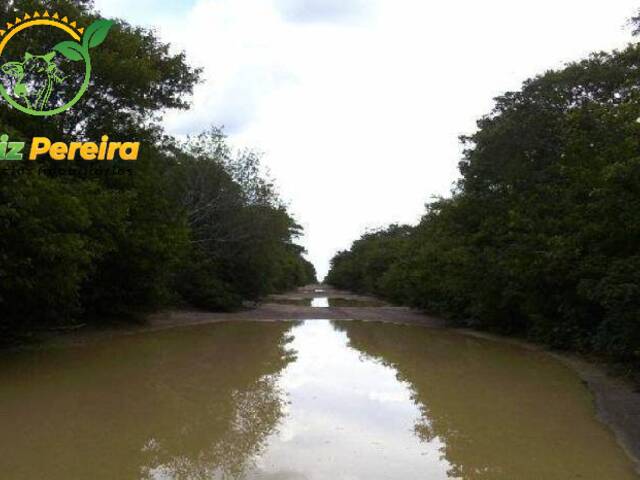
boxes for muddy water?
[0,320,636,480]
[311,297,329,308]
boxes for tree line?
[327,17,640,371]
[0,0,315,339]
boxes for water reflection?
[260,320,453,479]
[336,321,638,480]
[0,320,635,480]
[310,297,328,308]
[0,323,295,480]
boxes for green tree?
[328,21,640,370]
[0,2,314,338]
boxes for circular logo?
[0,11,112,117]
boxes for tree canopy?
[0,0,315,339]
[328,27,640,371]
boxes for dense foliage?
[0,0,315,338]
[328,30,640,368]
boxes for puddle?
[311,297,329,308]
[0,320,635,479]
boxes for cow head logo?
[2,51,65,111]
[0,12,113,117]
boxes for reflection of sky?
[248,320,451,480]
[310,297,329,308]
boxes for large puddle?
[0,320,636,479]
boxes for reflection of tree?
[140,375,286,480]
[335,321,635,480]
[0,322,296,480]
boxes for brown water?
[0,320,636,480]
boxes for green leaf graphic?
[1,61,24,76]
[53,41,85,62]
[83,20,114,49]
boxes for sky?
[95,0,639,279]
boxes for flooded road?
[0,319,636,479]
[311,297,329,308]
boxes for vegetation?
[0,0,315,339]
[328,22,640,371]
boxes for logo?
[0,134,140,161]
[0,11,113,117]
[0,134,24,160]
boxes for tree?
[0,2,314,337]
[327,29,640,370]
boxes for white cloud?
[96,0,639,278]
[273,0,373,23]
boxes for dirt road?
[148,284,446,328]
[30,284,640,474]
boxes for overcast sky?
[95,0,638,278]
